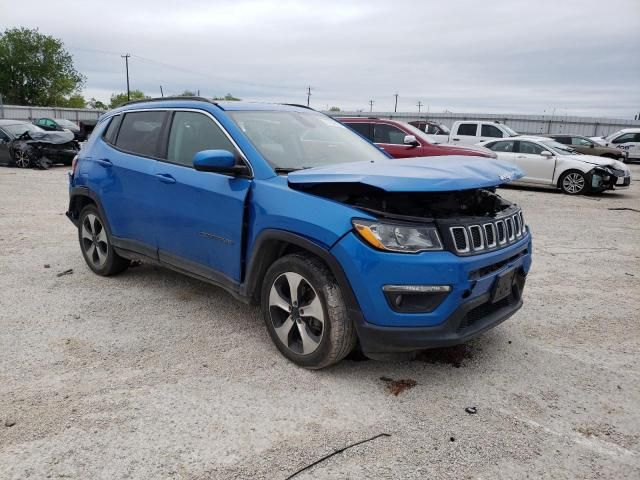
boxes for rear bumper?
[354,272,525,355]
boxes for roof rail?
[121,96,219,107]
[281,103,315,110]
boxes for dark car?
[409,120,451,136]
[34,117,86,141]
[0,120,80,168]
[337,117,496,159]
[548,134,628,162]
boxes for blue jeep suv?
[66,98,532,369]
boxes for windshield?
[2,122,45,137]
[56,119,78,129]
[503,125,519,136]
[438,123,450,134]
[540,140,578,155]
[229,111,387,170]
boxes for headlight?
[352,219,443,253]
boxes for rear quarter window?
[115,111,166,157]
[102,115,122,145]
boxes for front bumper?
[331,229,532,354]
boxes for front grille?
[447,210,526,256]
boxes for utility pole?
[121,54,131,101]
[306,86,312,107]
[369,100,375,112]
[417,101,423,113]
[394,93,398,113]
[159,86,164,98]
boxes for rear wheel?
[261,253,357,369]
[559,170,587,195]
[78,205,129,276]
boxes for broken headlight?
[352,219,443,253]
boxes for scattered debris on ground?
[465,406,478,414]
[284,433,391,479]
[414,344,473,368]
[380,377,417,396]
[43,264,50,269]
[56,269,73,277]
[608,207,640,213]
[4,419,16,428]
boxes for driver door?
[514,141,556,185]
[0,129,12,165]
[373,123,417,158]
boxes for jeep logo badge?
[499,174,512,181]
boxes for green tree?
[88,98,108,110]
[329,106,341,112]
[109,90,148,108]
[0,27,85,106]
[177,90,197,96]
[213,93,241,101]
[64,93,86,108]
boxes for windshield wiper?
[274,166,312,174]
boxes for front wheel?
[261,253,357,369]
[559,170,587,195]
[78,205,129,276]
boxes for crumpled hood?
[20,130,75,145]
[571,154,626,169]
[288,156,524,192]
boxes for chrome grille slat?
[448,209,526,255]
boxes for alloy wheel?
[81,213,109,269]
[14,150,30,168]
[268,272,325,355]
[562,172,585,194]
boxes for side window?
[612,133,636,144]
[481,124,503,138]
[554,136,570,144]
[488,140,515,152]
[167,111,235,167]
[35,119,45,126]
[456,123,477,136]
[102,115,122,145]
[0,129,9,142]
[571,137,591,146]
[374,124,408,144]
[518,141,545,155]
[115,111,166,157]
[346,122,373,141]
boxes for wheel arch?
[242,230,360,314]
[66,187,111,234]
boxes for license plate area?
[491,267,516,303]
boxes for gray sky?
[3,0,640,117]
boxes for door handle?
[95,158,112,167]
[452,138,460,141]
[517,155,525,158]
[155,173,176,184]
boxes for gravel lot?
[1,164,639,479]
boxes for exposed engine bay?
[295,182,515,222]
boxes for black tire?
[78,205,129,276]
[559,170,587,195]
[261,253,357,369]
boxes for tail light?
[71,155,79,176]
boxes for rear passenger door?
[451,123,478,145]
[91,111,167,255]
[153,110,251,283]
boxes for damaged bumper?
[331,230,532,355]
[590,166,631,191]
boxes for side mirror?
[540,150,553,158]
[193,149,248,175]
[403,135,419,146]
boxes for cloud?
[3,0,639,117]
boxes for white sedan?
[479,136,631,195]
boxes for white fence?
[325,111,640,137]
[0,104,105,123]
[2,103,638,137]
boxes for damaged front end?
[9,130,80,169]
[588,165,631,191]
